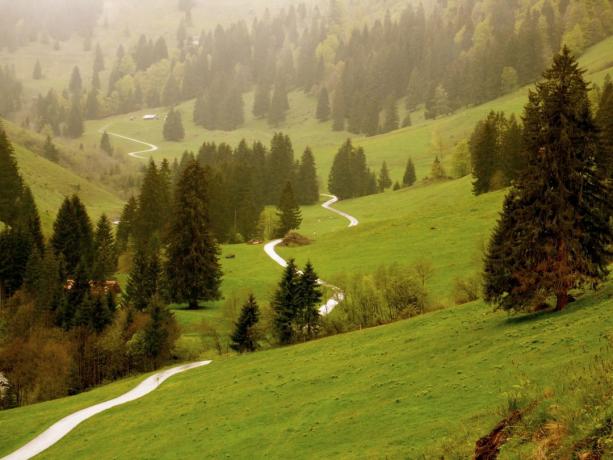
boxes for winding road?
[98,125,158,159]
[3,361,211,460]
[5,130,360,459]
[263,193,359,315]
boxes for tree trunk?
[555,291,568,311]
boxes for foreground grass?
[1,283,610,458]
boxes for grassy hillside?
[12,142,125,233]
[1,283,610,458]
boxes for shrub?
[452,274,481,305]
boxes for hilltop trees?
[328,139,378,200]
[163,108,185,141]
[165,160,222,309]
[230,294,261,353]
[484,48,613,313]
[275,182,302,237]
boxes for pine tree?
[252,81,271,118]
[165,160,222,309]
[69,66,83,94]
[316,87,331,121]
[297,262,322,339]
[484,48,613,312]
[0,125,23,226]
[230,294,260,353]
[143,296,177,369]
[377,161,392,191]
[470,115,498,194]
[402,157,417,187]
[43,135,60,162]
[17,186,44,255]
[272,259,300,345]
[596,79,613,178]
[100,131,113,155]
[33,60,43,80]
[500,115,525,183]
[296,147,319,205]
[267,133,295,202]
[430,156,446,179]
[85,89,99,119]
[124,247,159,311]
[328,139,353,199]
[0,228,33,299]
[116,196,137,252]
[275,181,302,237]
[268,78,289,126]
[162,74,181,107]
[92,214,117,282]
[332,85,346,131]
[381,98,399,133]
[50,195,94,276]
[93,43,105,73]
[163,108,185,141]
[65,95,84,138]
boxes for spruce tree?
[193,93,206,126]
[163,108,185,141]
[0,228,32,299]
[267,133,295,202]
[92,214,117,282]
[268,78,289,126]
[93,43,105,73]
[124,247,159,311]
[100,131,113,155]
[162,74,181,107]
[143,296,177,369]
[377,161,392,191]
[116,196,137,252]
[0,125,24,226]
[275,181,302,237]
[85,89,99,119]
[316,87,331,121]
[382,98,399,133]
[484,48,613,312]
[17,186,44,254]
[66,95,84,138]
[296,147,319,205]
[403,158,417,187]
[596,79,613,178]
[470,115,498,194]
[252,81,271,118]
[328,139,353,199]
[33,60,43,80]
[165,160,222,309]
[297,262,322,339]
[332,85,346,131]
[272,259,300,345]
[230,294,260,353]
[69,66,83,94]
[40,134,59,162]
[430,156,446,179]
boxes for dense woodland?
[2,0,612,137]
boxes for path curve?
[3,361,211,460]
[98,125,158,159]
[263,194,359,315]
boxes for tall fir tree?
[275,181,302,237]
[377,161,392,191]
[66,95,84,138]
[381,98,399,133]
[272,259,300,345]
[296,147,319,205]
[116,196,137,252]
[0,124,23,226]
[230,294,260,353]
[297,262,322,339]
[124,247,160,311]
[252,81,271,118]
[33,60,42,80]
[69,66,83,94]
[92,214,117,282]
[332,85,346,131]
[268,78,289,126]
[43,135,60,162]
[163,108,185,141]
[595,78,613,178]
[484,48,613,312]
[316,87,331,121]
[100,131,113,155]
[165,160,222,309]
[403,157,417,187]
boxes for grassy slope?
[0,285,610,458]
[12,143,125,233]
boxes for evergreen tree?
[134,160,169,249]
[124,247,159,311]
[100,131,113,155]
[596,79,613,178]
[484,48,613,312]
[85,89,99,119]
[93,43,105,73]
[92,214,117,282]
[0,125,23,226]
[162,74,181,107]
[430,156,446,179]
[165,160,222,309]
[272,259,300,345]
[50,195,94,276]
[275,181,302,237]
[43,135,60,162]
[33,60,42,80]
[65,95,84,138]
[470,114,498,194]
[230,294,260,353]
[332,85,346,131]
[296,147,319,205]
[17,186,44,254]
[252,81,271,118]
[377,161,392,191]
[297,262,322,339]
[381,98,399,133]
[328,139,353,199]
[402,113,412,128]
[163,108,185,141]
[402,158,417,187]
[267,133,295,202]
[0,228,32,300]
[268,78,289,126]
[193,93,206,126]
[500,115,525,183]
[116,196,137,252]
[143,296,177,368]
[316,87,331,121]
[69,66,82,94]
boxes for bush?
[452,274,481,305]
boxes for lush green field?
[1,282,610,458]
[12,142,125,233]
